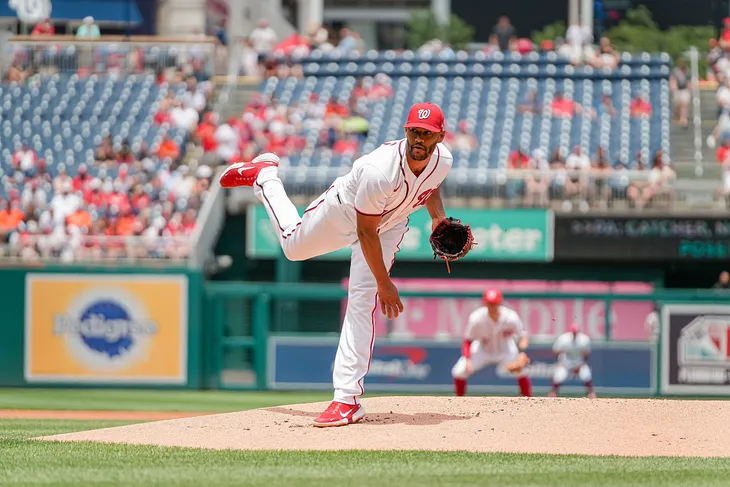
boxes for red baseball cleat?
[219,153,280,188]
[312,401,365,428]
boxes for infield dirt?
[37,396,730,457]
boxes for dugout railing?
[203,282,730,396]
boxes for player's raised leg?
[312,223,408,427]
[219,153,354,260]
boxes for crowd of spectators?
[504,146,675,211]
[705,18,730,208]
[197,73,393,165]
[0,18,219,262]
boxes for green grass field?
[0,389,728,487]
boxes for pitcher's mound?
[38,396,730,457]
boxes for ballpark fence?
[2,271,730,397]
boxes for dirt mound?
[38,397,730,457]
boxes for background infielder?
[220,103,455,427]
[548,323,596,398]
[452,289,533,397]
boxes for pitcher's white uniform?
[451,305,527,378]
[552,331,592,384]
[255,138,453,404]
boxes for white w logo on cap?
[417,109,431,119]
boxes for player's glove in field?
[429,217,476,273]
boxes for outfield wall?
[0,267,203,389]
[2,271,730,397]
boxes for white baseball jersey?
[464,305,526,356]
[552,332,591,363]
[334,139,453,234]
[252,138,453,406]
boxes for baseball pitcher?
[220,103,474,427]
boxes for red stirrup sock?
[454,379,467,396]
[518,376,532,397]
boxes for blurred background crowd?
[0,0,726,262]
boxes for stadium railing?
[267,169,724,211]
[6,34,220,76]
[189,166,227,269]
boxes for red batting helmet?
[568,323,580,334]
[483,289,503,305]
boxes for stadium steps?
[671,89,722,180]
[218,81,259,121]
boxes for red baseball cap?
[404,102,445,133]
[483,289,503,305]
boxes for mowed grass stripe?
[0,419,729,487]
[2,443,730,487]
[0,389,333,412]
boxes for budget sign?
[247,206,553,262]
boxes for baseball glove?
[429,217,475,273]
[504,352,530,374]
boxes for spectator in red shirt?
[195,113,218,152]
[157,136,180,161]
[508,148,530,169]
[721,18,730,50]
[130,184,151,211]
[31,19,55,36]
[717,138,730,164]
[630,93,653,118]
[326,100,349,118]
[84,179,105,207]
[333,133,359,155]
[551,92,582,118]
[72,164,91,191]
[182,209,198,235]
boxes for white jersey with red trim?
[464,305,527,356]
[251,135,454,408]
[552,332,591,363]
[334,139,453,233]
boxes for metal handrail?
[688,47,704,176]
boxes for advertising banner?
[340,278,656,341]
[554,215,730,261]
[661,304,730,395]
[269,336,655,394]
[248,206,554,262]
[25,274,188,384]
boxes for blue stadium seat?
[267,54,670,184]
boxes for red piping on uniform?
[255,181,284,232]
[355,207,385,217]
[404,146,440,209]
[280,186,333,240]
[381,144,409,216]
[356,218,410,397]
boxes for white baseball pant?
[553,360,592,384]
[451,340,521,379]
[255,173,408,406]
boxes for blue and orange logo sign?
[25,274,188,384]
